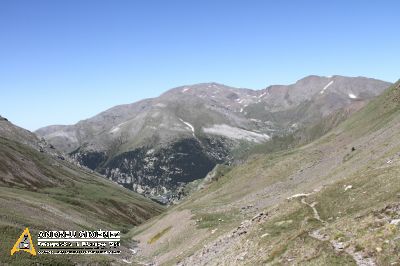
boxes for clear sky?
[1,0,399,131]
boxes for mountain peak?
[35,75,391,203]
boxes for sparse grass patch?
[194,211,237,229]
[354,243,364,252]
[261,205,310,238]
[333,231,346,241]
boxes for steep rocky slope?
[36,76,390,202]
[129,80,400,265]
[0,117,164,265]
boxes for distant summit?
[36,75,391,203]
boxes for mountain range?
[128,80,400,265]
[1,75,398,265]
[36,75,390,203]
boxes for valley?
[2,1,398,265]
[1,76,398,265]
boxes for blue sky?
[1,0,399,130]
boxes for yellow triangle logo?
[10,228,37,256]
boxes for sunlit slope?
[0,137,164,265]
[130,81,400,265]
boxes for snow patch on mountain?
[258,92,267,98]
[110,121,130,133]
[348,93,357,99]
[320,80,334,94]
[203,124,270,143]
[179,118,196,138]
[110,127,120,133]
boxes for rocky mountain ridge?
[36,75,391,203]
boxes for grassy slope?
[0,137,164,265]
[240,100,366,158]
[131,81,400,265]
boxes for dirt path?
[300,198,324,223]
[299,196,376,266]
